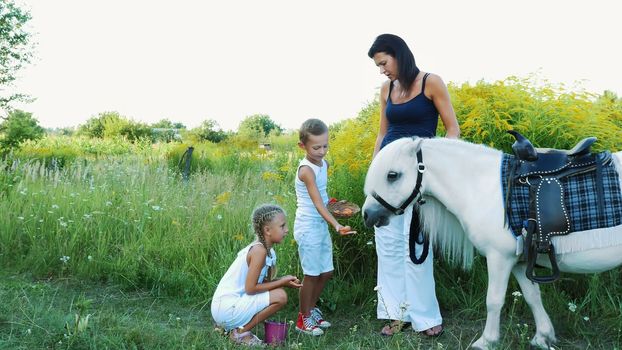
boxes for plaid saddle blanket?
[501,154,622,237]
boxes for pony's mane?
[419,196,474,270]
[416,137,488,270]
[426,136,502,157]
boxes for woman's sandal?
[420,324,444,337]
[380,321,411,336]
[229,328,265,347]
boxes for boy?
[294,118,355,336]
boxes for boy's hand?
[280,275,303,288]
[335,224,357,236]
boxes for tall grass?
[2,76,622,347]
[0,153,302,300]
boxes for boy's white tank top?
[295,158,329,218]
[212,242,276,300]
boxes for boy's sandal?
[421,325,444,337]
[230,328,265,347]
[380,321,411,336]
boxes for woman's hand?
[279,275,303,289]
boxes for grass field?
[1,272,621,349]
[2,137,622,349]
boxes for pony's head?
[362,137,424,227]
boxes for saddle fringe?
[552,225,622,254]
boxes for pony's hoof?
[531,333,557,349]
[471,337,495,350]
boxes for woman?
[368,33,460,337]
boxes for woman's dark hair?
[368,34,420,92]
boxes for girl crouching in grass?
[211,204,302,346]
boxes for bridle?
[371,149,426,215]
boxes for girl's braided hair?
[251,204,285,259]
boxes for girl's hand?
[280,275,303,289]
[335,224,356,236]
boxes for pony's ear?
[407,137,423,156]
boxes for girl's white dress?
[375,208,442,332]
[211,242,276,330]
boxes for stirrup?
[526,242,560,284]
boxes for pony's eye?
[387,171,400,182]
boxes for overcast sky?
[11,0,622,131]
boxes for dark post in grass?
[178,146,194,182]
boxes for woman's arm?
[427,74,460,139]
[372,81,391,158]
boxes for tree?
[0,0,35,113]
[150,119,186,130]
[0,109,44,149]
[189,119,228,143]
[151,119,174,129]
[237,114,282,139]
[78,112,117,138]
[77,111,152,142]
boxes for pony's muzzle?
[362,206,390,228]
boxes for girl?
[368,33,460,337]
[294,118,355,336]
[211,204,302,346]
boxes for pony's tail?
[419,197,474,270]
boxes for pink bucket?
[264,320,287,345]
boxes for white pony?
[362,136,622,349]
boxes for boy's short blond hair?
[299,118,328,144]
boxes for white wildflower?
[583,316,589,321]
[217,214,223,220]
[151,205,161,211]
[568,302,577,312]
[52,204,59,209]
[373,285,381,291]
[512,291,522,298]
[60,256,70,264]
[17,216,24,220]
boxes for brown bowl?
[327,200,360,218]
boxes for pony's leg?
[472,252,514,350]
[511,263,557,348]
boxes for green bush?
[0,110,44,152]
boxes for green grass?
[1,272,621,349]
[2,149,622,349]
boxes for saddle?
[505,130,611,283]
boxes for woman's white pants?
[375,208,442,331]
